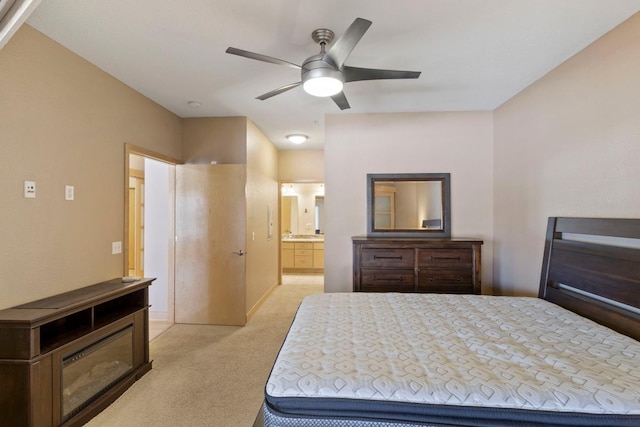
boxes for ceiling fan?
[225,18,421,110]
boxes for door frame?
[128,168,145,277]
[124,143,181,323]
[278,180,325,284]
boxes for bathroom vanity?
[282,236,324,273]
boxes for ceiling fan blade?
[343,66,421,82]
[226,47,301,70]
[256,82,302,100]
[331,91,350,110]
[324,18,372,68]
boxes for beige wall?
[245,120,280,312]
[493,12,640,296]
[182,117,247,164]
[4,13,637,310]
[1,26,280,315]
[181,117,280,316]
[0,26,182,309]
[278,150,324,181]
[324,112,494,294]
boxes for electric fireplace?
[61,326,134,422]
[0,278,154,427]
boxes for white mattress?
[266,293,640,418]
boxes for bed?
[258,217,640,427]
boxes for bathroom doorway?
[280,182,325,286]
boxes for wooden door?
[175,164,247,326]
[281,196,292,234]
[128,172,144,277]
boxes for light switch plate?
[65,185,74,200]
[112,241,122,254]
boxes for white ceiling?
[25,0,640,150]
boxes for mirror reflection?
[373,181,442,229]
[367,173,451,237]
[281,183,325,236]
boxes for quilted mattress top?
[266,293,640,415]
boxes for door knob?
[233,249,245,256]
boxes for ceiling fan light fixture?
[286,134,308,144]
[302,63,344,97]
[303,76,343,97]
[226,18,420,108]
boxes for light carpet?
[85,276,323,427]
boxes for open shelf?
[94,288,147,330]
[40,308,93,353]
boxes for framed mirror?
[366,173,451,238]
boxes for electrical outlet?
[65,185,74,201]
[112,241,122,255]
[24,181,36,198]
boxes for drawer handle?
[373,255,403,260]
[375,276,404,282]
[429,277,463,282]
[430,256,461,261]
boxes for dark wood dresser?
[352,237,483,294]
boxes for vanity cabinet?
[313,242,324,269]
[282,241,324,272]
[353,237,482,294]
[294,242,314,268]
[282,242,295,269]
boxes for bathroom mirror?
[281,183,325,236]
[366,173,450,237]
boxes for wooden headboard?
[538,217,640,341]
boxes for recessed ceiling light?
[287,134,308,144]
[187,101,202,108]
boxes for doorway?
[125,144,178,340]
[279,182,325,285]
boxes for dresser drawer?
[361,248,413,268]
[417,249,472,267]
[417,268,473,293]
[294,249,313,256]
[360,269,415,292]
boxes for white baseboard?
[149,311,168,321]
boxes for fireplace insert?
[61,325,134,422]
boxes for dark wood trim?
[366,173,451,238]
[555,217,640,238]
[538,217,640,341]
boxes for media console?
[0,278,154,427]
